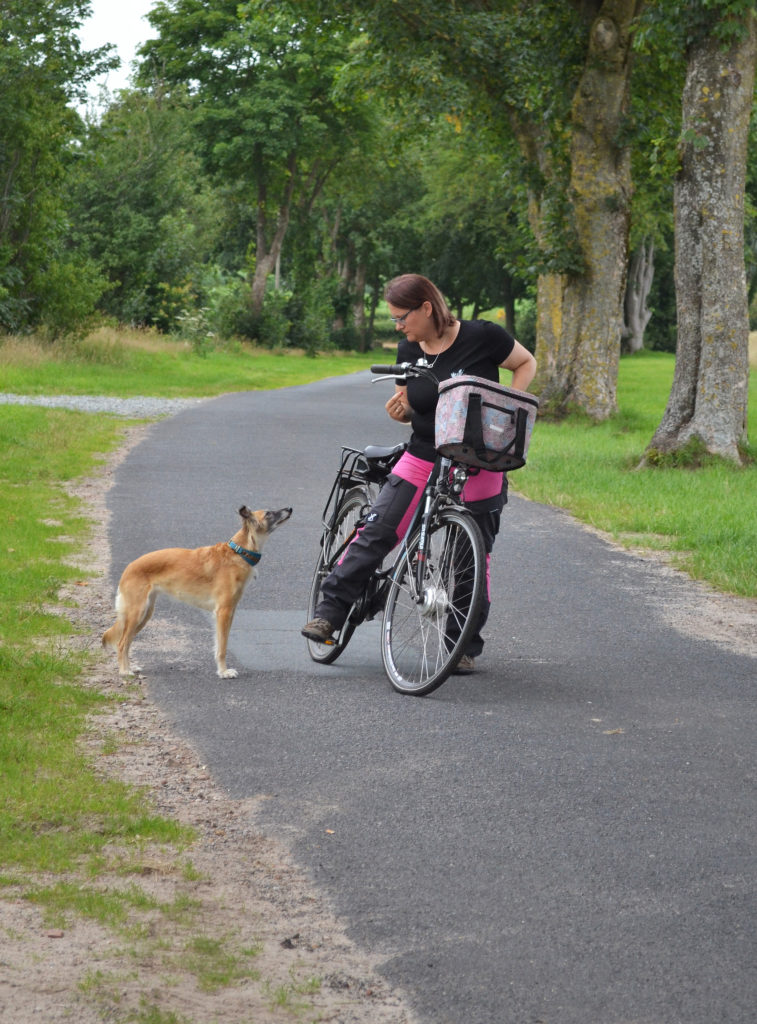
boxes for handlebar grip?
[370,364,402,375]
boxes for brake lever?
[371,374,407,383]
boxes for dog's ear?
[239,505,253,520]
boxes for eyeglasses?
[390,304,421,325]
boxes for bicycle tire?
[380,506,486,696]
[306,487,371,665]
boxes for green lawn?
[0,327,375,396]
[515,351,757,597]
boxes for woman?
[302,273,536,674]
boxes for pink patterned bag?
[435,375,539,471]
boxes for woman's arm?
[501,340,537,392]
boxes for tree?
[0,0,116,332]
[316,0,642,417]
[139,0,372,318]
[622,239,655,352]
[619,31,687,353]
[411,118,532,333]
[644,2,755,463]
[68,88,224,328]
[312,150,427,349]
[530,0,643,417]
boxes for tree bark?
[352,261,368,349]
[250,153,337,317]
[532,0,640,419]
[502,271,516,337]
[622,240,654,353]
[646,14,755,463]
[250,155,297,316]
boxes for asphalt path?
[107,371,757,1024]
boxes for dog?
[102,505,292,679]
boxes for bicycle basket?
[435,375,539,471]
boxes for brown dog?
[102,506,292,679]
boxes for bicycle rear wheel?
[381,507,486,696]
[306,487,371,664]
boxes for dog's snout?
[267,506,292,526]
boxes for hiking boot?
[452,654,475,675]
[301,617,336,643]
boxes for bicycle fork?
[413,489,435,601]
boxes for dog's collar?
[228,540,261,567]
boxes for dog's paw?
[218,667,239,679]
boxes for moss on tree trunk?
[646,14,755,463]
[533,0,640,420]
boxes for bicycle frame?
[319,446,473,626]
[404,455,471,600]
[307,359,489,694]
[320,359,479,616]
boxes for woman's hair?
[384,274,455,338]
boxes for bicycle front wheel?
[306,487,371,665]
[381,507,486,696]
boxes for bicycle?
[305,361,488,697]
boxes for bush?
[31,257,108,340]
[174,308,215,357]
[256,289,293,348]
[204,271,250,341]
[285,277,337,353]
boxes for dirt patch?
[0,423,418,1024]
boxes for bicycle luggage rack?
[336,446,372,489]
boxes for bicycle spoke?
[381,508,486,696]
[306,487,369,665]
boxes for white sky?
[77,0,157,99]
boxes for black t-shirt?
[397,319,515,462]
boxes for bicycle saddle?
[364,442,407,461]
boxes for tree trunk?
[352,261,368,349]
[367,276,380,342]
[502,271,516,337]
[250,154,335,317]
[645,15,755,463]
[533,0,640,419]
[250,154,298,316]
[332,253,350,331]
[622,240,654,353]
[250,206,293,316]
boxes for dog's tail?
[101,590,124,651]
[101,622,120,651]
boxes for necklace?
[418,321,459,368]
[418,348,442,369]
[419,335,453,368]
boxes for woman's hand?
[386,390,410,422]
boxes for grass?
[515,350,757,597]
[0,325,755,1021]
[0,326,376,396]
[0,333,354,1021]
[0,405,187,873]
[1,325,755,600]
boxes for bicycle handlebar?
[370,361,438,382]
[370,363,403,375]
